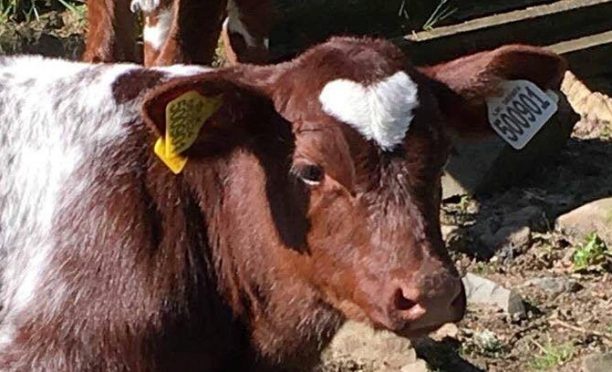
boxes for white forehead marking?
[319,71,419,150]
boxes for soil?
[1,4,611,372]
[429,114,612,372]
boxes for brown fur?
[84,0,272,66]
[83,0,140,63]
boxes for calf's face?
[263,38,464,335]
[142,37,566,337]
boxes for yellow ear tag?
[154,91,223,174]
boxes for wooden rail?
[394,0,612,76]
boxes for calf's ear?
[142,73,242,139]
[420,44,567,135]
[141,72,274,173]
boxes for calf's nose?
[385,271,465,333]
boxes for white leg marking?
[143,8,173,51]
[319,71,420,151]
[130,0,160,13]
[226,0,261,48]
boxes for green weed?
[571,232,609,271]
[529,339,576,370]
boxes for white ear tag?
[486,80,558,150]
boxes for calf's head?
[142,37,565,337]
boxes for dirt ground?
[427,113,612,371]
[1,5,611,372]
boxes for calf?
[0,37,565,370]
[83,0,272,66]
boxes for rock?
[473,329,502,353]
[498,226,532,257]
[525,276,582,296]
[469,205,543,258]
[441,225,459,242]
[562,71,612,124]
[320,321,428,371]
[431,323,459,341]
[463,273,526,317]
[556,198,612,245]
[582,352,612,372]
[503,206,546,228]
[400,360,429,372]
[474,224,532,260]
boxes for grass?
[529,338,576,370]
[571,232,610,271]
[422,0,457,30]
[398,0,459,31]
[1,0,40,22]
[473,261,494,275]
[0,0,83,23]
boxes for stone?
[582,352,612,372]
[320,321,427,371]
[441,225,459,242]
[431,323,459,341]
[473,329,502,353]
[556,198,612,245]
[493,226,531,250]
[469,205,543,258]
[473,223,532,259]
[400,360,429,372]
[503,206,545,228]
[462,273,526,317]
[525,276,582,296]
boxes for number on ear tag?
[486,80,558,150]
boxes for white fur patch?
[143,8,173,51]
[130,0,160,13]
[226,0,261,48]
[153,64,211,76]
[0,57,213,346]
[0,56,143,342]
[319,71,420,150]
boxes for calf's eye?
[292,163,324,186]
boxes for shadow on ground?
[414,337,485,372]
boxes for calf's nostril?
[393,288,417,311]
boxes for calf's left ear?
[420,44,567,135]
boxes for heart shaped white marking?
[319,71,419,150]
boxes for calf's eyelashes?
[291,162,324,186]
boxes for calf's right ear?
[141,73,268,173]
[420,44,567,136]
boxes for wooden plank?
[450,0,555,24]
[547,30,612,77]
[269,0,557,60]
[396,0,612,65]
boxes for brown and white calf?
[83,0,272,66]
[0,37,565,370]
